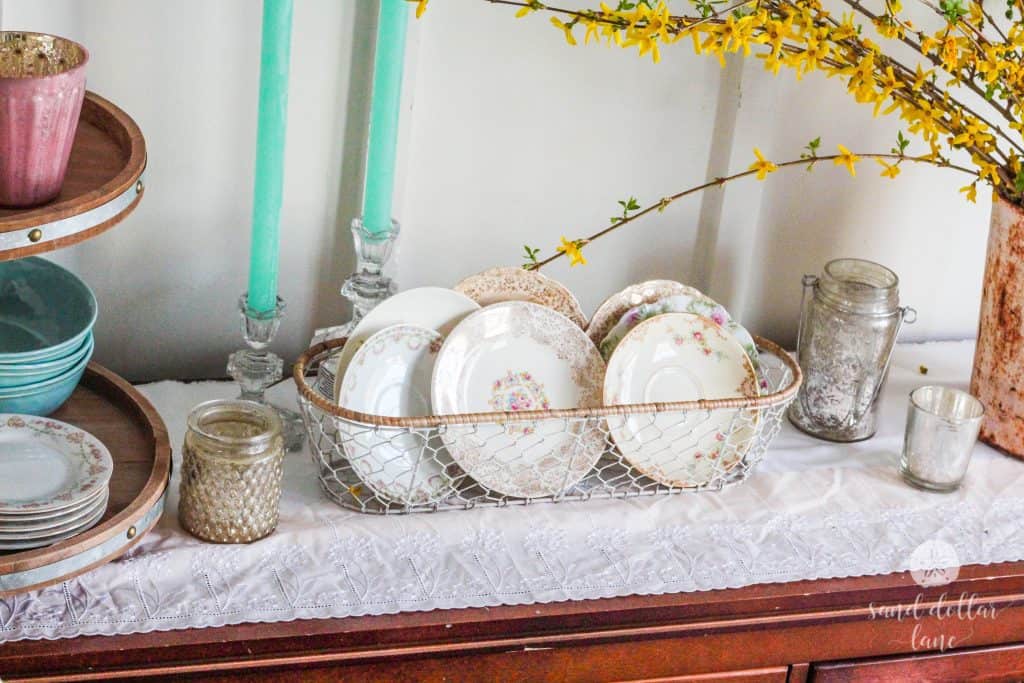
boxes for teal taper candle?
[362,0,410,237]
[247,0,293,315]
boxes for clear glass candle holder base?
[898,464,962,493]
[228,348,306,453]
[229,294,305,453]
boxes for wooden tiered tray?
[0,90,158,596]
[0,362,171,596]
[0,91,146,261]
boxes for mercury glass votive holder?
[179,399,285,543]
[900,386,984,492]
[0,32,88,207]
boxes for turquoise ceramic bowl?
[0,350,90,416]
[0,257,97,363]
[0,332,94,389]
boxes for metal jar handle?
[848,304,916,425]
[794,275,823,427]
[794,274,817,363]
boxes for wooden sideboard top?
[3,559,1024,681]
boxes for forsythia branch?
[524,150,979,271]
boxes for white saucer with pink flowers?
[0,414,112,515]
[432,301,605,498]
[603,314,759,488]
[0,414,111,550]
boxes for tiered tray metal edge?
[0,90,146,261]
[0,362,171,597]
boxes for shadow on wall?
[310,0,377,340]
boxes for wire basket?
[294,336,802,514]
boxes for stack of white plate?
[0,414,113,552]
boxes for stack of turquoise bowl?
[0,257,97,416]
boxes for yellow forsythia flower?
[551,17,578,45]
[960,183,978,203]
[413,0,427,19]
[556,236,587,266]
[748,147,779,180]
[876,159,900,179]
[835,144,860,177]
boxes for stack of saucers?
[0,414,113,552]
[0,257,97,416]
[589,280,763,488]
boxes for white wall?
[2,0,990,381]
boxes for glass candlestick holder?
[228,294,305,452]
[310,217,399,397]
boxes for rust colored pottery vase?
[972,194,1024,458]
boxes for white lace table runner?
[4,340,1024,642]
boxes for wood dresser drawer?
[615,667,790,682]
[811,643,1024,682]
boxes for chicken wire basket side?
[294,336,802,514]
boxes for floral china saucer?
[0,414,113,514]
[432,301,605,498]
[0,491,108,539]
[0,498,107,550]
[0,483,105,522]
[332,287,480,403]
[599,293,760,373]
[586,279,701,349]
[338,324,457,506]
[604,313,760,488]
[453,267,587,329]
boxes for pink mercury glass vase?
[0,32,88,208]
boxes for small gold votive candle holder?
[179,399,285,543]
[900,386,984,492]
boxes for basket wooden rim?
[293,334,803,429]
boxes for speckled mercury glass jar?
[788,259,915,442]
[179,400,284,543]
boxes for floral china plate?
[0,491,108,539]
[586,279,701,349]
[432,301,605,498]
[604,313,760,488]
[599,293,761,373]
[0,484,105,523]
[0,498,107,550]
[0,415,113,514]
[332,287,480,403]
[338,324,457,506]
[454,267,587,329]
